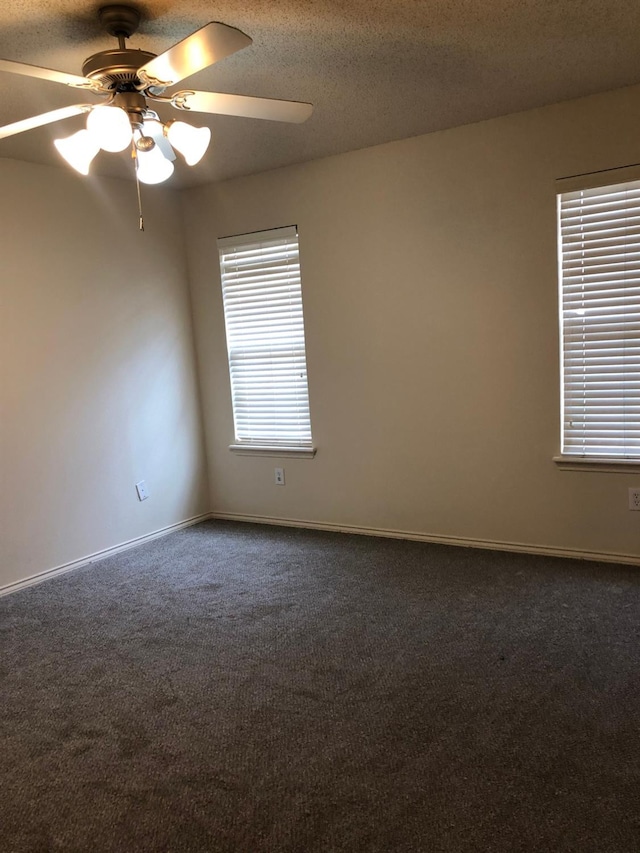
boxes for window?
[217,226,314,454]
[557,175,640,463]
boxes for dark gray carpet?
[1,520,639,852]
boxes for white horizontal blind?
[218,226,313,447]
[558,179,640,458]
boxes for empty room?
[1,1,639,851]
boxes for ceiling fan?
[0,4,313,186]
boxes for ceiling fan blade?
[0,58,93,89]
[138,22,252,89]
[0,105,90,140]
[169,90,313,123]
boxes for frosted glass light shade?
[87,106,131,152]
[54,129,100,175]
[141,119,176,161]
[136,145,174,184]
[166,120,211,165]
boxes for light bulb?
[54,129,100,175]
[166,120,211,166]
[136,145,174,184]
[86,105,131,152]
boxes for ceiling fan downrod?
[82,6,156,92]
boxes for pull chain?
[132,142,144,231]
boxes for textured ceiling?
[1,1,640,188]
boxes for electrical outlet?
[629,488,640,511]
[274,467,285,486]
[135,480,149,501]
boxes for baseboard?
[0,513,212,598]
[4,511,637,599]
[209,512,640,567]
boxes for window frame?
[555,166,640,472]
[217,225,316,458]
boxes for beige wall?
[2,84,638,588]
[0,159,209,589]
[182,84,640,562]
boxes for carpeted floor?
[1,520,639,852]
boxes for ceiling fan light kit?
[0,3,313,219]
[85,105,132,152]
[165,121,212,166]
[54,129,100,176]
[136,142,174,184]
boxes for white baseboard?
[4,511,637,599]
[0,513,212,598]
[210,512,640,567]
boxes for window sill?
[229,444,316,458]
[553,455,640,473]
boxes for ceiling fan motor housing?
[82,6,156,90]
[82,48,157,89]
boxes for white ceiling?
[1,1,640,188]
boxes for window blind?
[558,179,640,459]
[217,226,313,447]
